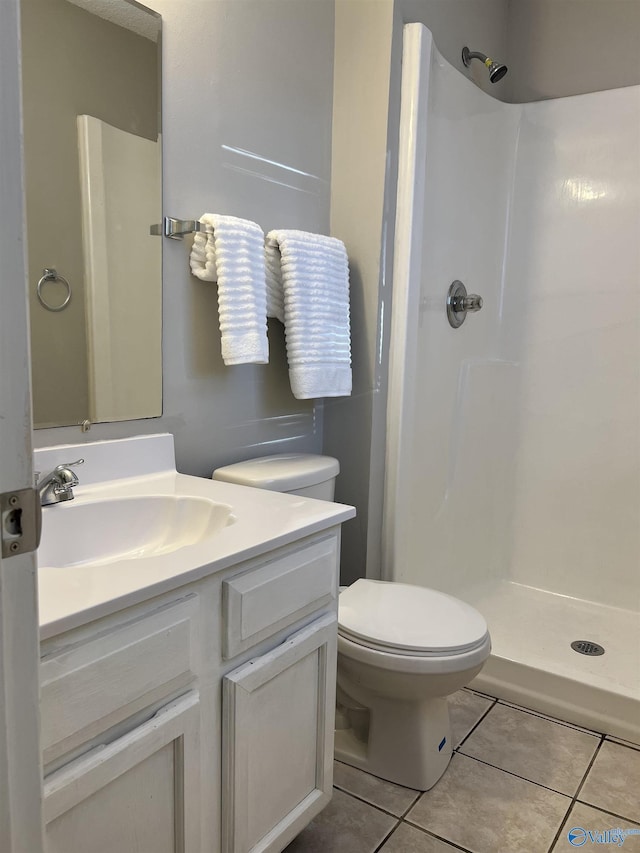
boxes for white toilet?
[213,453,491,791]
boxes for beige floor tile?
[459,703,599,795]
[551,801,640,851]
[285,789,397,853]
[465,686,496,700]
[606,735,640,752]
[498,700,600,736]
[406,753,569,853]
[379,822,462,852]
[449,689,494,748]
[333,761,419,816]
[579,741,640,822]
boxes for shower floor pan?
[466,580,640,744]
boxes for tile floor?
[285,689,640,853]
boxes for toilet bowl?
[335,578,490,790]
[212,453,491,791]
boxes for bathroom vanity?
[36,435,354,853]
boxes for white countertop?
[36,435,355,640]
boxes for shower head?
[462,47,508,83]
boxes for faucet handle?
[55,458,84,471]
[54,459,84,489]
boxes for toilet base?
[334,695,453,791]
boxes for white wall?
[326,0,510,584]
[386,25,519,593]
[33,0,335,480]
[388,25,640,613]
[329,0,640,585]
[503,85,640,609]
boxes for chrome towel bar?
[150,216,214,240]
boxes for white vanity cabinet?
[40,595,203,853]
[220,532,339,853]
[39,527,341,853]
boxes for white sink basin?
[35,434,355,638]
[39,494,234,569]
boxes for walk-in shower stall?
[384,24,639,740]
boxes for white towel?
[265,229,351,399]
[189,213,268,365]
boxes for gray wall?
[22,0,158,428]
[506,0,640,102]
[31,0,637,581]
[325,0,394,585]
[326,0,510,583]
[401,0,510,97]
[32,0,335,482]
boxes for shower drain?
[571,640,605,656]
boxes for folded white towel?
[265,229,351,399]
[189,214,268,365]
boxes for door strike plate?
[1,488,41,558]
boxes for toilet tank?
[212,453,339,501]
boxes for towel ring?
[37,268,71,312]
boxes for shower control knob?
[462,294,483,312]
[446,280,483,328]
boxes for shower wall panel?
[387,25,640,614]
[385,25,519,593]
[503,86,640,609]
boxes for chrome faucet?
[37,459,84,506]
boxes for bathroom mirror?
[21,0,162,429]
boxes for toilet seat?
[338,579,490,658]
[337,630,491,675]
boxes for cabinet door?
[222,614,337,853]
[43,691,200,853]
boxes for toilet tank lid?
[212,453,339,491]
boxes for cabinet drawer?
[41,595,199,761]
[222,533,338,658]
